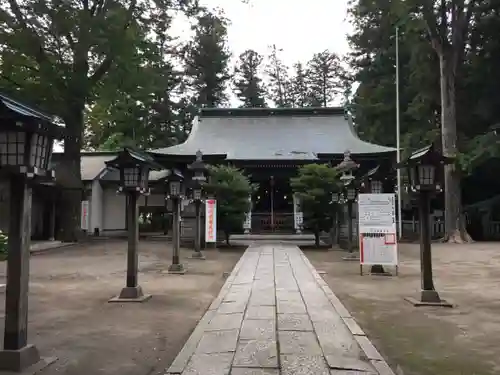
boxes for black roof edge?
[199,107,346,118]
[0,91,55,122]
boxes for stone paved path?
[166,244,394,375]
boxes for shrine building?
[0,106,396,241]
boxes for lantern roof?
[335,150,360,172]
[105,147,163,170]
[396,144,454,169]
[0,92,66,140]
[168,168,184,182]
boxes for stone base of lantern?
[342,252,360,261]
[190,251,206,260]
[168,263,186,274]
[108,286,152,303]
[405,290,453,308]
[0,344,57,373]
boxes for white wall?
[102,187,126,231]
[89,180,103,233]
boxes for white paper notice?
[360,234,398,266]
[358,193,396,233]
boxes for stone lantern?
[166,169,185,274]
[188,150,208,260]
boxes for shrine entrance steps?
[228,233,320,247]
[165,244,394,375]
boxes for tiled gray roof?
[152,107,395,160]
[81,154,116,181]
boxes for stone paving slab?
[165,244,395,375]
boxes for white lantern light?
[418,165,435,186]
[169,180,181,197]
[123,166,140,187]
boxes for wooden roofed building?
[151,107,396,235]
[1,106,397,242]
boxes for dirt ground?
[0,240,242,375]
[307,243,500,375]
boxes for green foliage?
[290,164,341,245]
[264,45,294,107]
[184,9,232,108]
[306,50,346,107]
[233,49,267,108]
[0,230,7,259]
[0,0,199,238]
[204,165,256,244]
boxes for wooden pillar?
[0,175,43,371]
[109,192,151,302]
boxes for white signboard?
[81,200,90,231]
[205,199,217,243]
[360,234,398,266]
[358,194,398,267]
[358,194,396,233]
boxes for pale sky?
[173,0,352,65]
[65,0,352,152]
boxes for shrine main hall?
[0,106,396,240]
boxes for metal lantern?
[397,144,452,192]
[188,150,207,202]
[105,148,162,194]
[0,93,65,178]
[409,165,435,188]
[168,169,184,198]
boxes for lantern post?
[166,170,185,274]
[0,93,65,372]
[188,150,207,260]
[396,144,453,307]
[335,150,360,259]
[330,191,343,246]
[106,148,163,303]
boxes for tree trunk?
[439,53,473,243]
[58,103,85,242]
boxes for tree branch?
[88,0,137,86]
[451,0,476,72]
[421,0,445,54]
[7,0,50,67]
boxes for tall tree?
[290,62,313,107]
[347,0,441,150]
[414,0,477,242]
[306,50,345,107]
[233,49,267,107]
[265,45,293,107]
[0,0,198,241]
[184,9,232,108]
